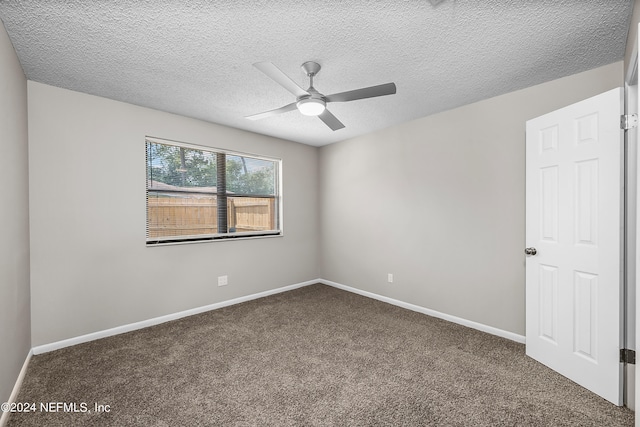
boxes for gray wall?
[0,21,31,403]
[27,82,319,347]
[319,62,622,336]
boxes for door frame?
[626,23,639,415]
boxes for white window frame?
[145,136,283,246]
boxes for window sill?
[146,231,283,247]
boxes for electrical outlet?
[218,275,228,286]
[388,273,393,283]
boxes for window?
[146,137,281,245]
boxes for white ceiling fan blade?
[245,102,297,120]
[325,82,396,103]
[254,62,309,98]
[318,109,345,131]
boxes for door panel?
[526,88,623,405]
[539,264,558,343]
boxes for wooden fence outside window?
[147,196,275,238]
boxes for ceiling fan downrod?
[301,61,321,91]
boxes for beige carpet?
[6,284,634,426]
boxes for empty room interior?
[3,1,640,426]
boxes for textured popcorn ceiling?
[0,0,633,146]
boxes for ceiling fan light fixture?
[297,98,326,116]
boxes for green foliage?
[147,142,275,195]
[226,155,275,195]
[147,143,216,187]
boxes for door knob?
[525,247,537,256]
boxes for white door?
[525,88,623,405]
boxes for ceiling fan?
[246,61,397,131]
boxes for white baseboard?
[32,279,321,355]
[319,279,526,344]
[0,349,33,427]
[32,277,525,356]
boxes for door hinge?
[620,348,636,364]
[621,114,638,130]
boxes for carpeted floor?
[6,284,635,426]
